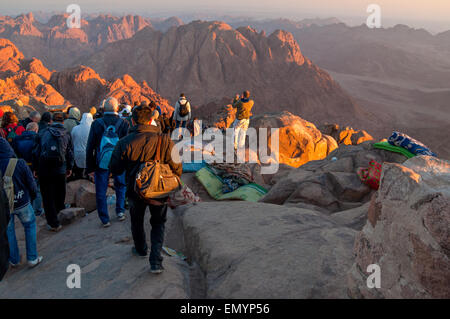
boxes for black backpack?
[178,100,190,117]
[40,129,65,165]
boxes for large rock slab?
[176,202,357,298]
[348,156,450,299]
[261,142,409,214]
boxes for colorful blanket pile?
[357,160,382,190]
[388,131,437,157]
[373,142,416,159]
[195,166,268,202]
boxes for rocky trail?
[1,144,448,299]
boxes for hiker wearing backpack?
[0,174,10,281]
[32,112,74,232]
[1,112,25,144]
[232,90,254,150]
[63,107,81,134]
[109,104,182,274]
[173,93,191,137]
[86,97,130,227]
[38,112,52,134]
[0,137,43,268]
[12,122,44,216]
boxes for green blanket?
[195,166,268,202]
[373,142,416,158]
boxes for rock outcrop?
[319,123,374,146]
[107,74,172,115]
[0,38,172,115]
[250,111,338,168]
[0,39,66,113]
[49,66,173,112]
[66,180,115,213]
[348,156,450,298]
[261,141,409,213]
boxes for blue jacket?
[12,131,38,165]
[0,138,37,210]
[86,113,129,173]
[32,123,74,176]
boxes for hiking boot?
[28,256,43,268]
[47,224,62,232]
[102,222,111,228]
[117,213,126,221]
[150,264,164,274]
[132,247,147,258]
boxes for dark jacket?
[38,121,50,134]
[12,131,38,165]
[109,124,182,197]
[0,138,37,211]
[32,123,74,176]
[86,113,130,173]
[20,117,32,130]
[0,179,10,281]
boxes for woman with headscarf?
[70,113,93,181]
[63,107,81,134]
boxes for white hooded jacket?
[71,113,93,168]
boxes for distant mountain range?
[0,12,449,158]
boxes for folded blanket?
[209,163,254,183]
[388,131,437,157]
[182,161,207,173]
[196,166,267,202]
[373,142,416,158]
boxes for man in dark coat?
[109,105,181,274]
[33,112,74,232]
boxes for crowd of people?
[0,90,254,277]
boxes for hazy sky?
[2,0,450,32]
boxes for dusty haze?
[1,0,450,31]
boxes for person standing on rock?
[173,93,191,138]
[70,113,93,181]
[33,112,74,232]
[12,122,44,216]
[0,137,43,268]
[232,90,254,151]
[109,105,182,274]
[86,97,129,227]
